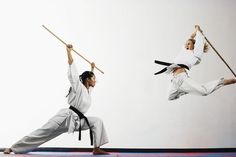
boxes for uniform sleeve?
[193,30,205,60]
[173,46,185,64]
[68,62,80,90]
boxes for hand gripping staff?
[42,25,104,74]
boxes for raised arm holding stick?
[154,25,236,100]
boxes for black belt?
[154,60,189,75]
[69,106,93,145]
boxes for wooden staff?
[200,31,236,77]
[42,25,104,74]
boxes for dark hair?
[66,71,95,97]
[79,71,95,85]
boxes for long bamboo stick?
[200,31,235,77]
[42,25,104,74]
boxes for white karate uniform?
[10,63,109,154]
[167,31,224,100]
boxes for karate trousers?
[10,108,109,154]
[168,72,224,100]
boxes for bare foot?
[223,78,236,85]
[3,148,12,154]
[93,147,109,155]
